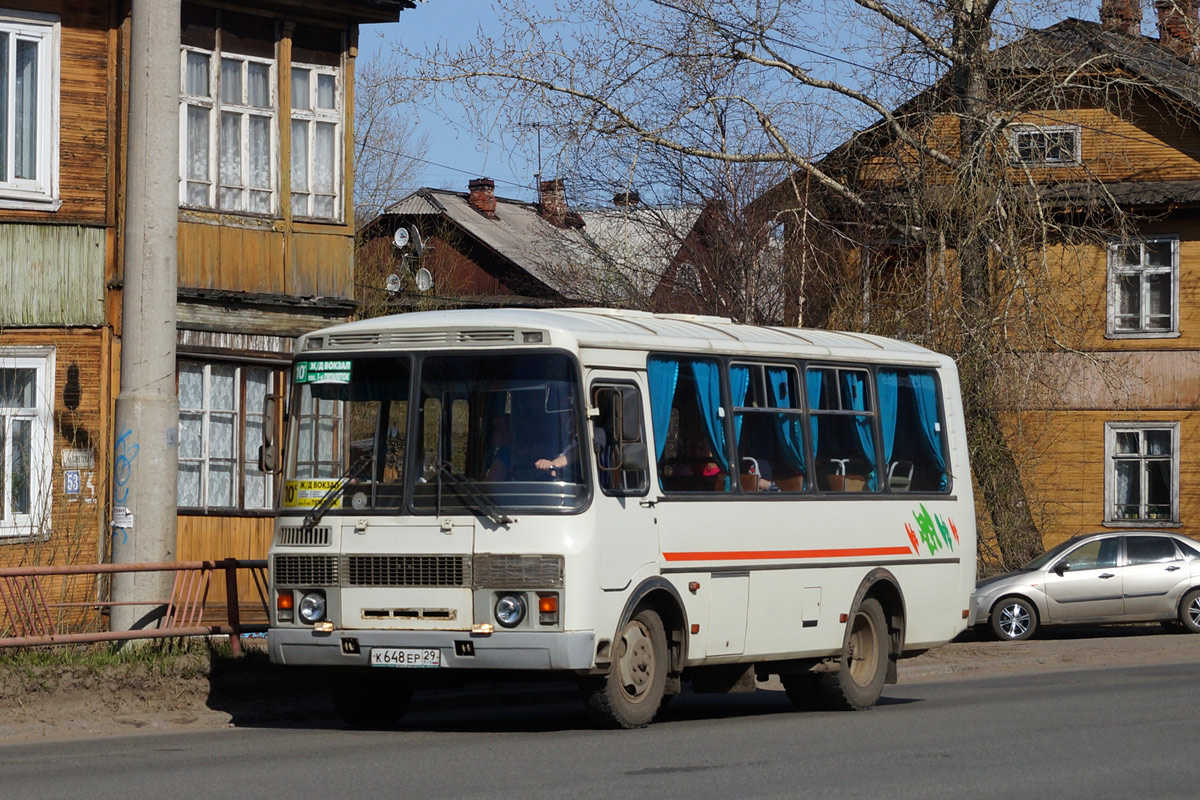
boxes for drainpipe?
[111,0,181,632]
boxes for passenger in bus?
[486,415,513,481]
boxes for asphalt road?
[1,661,1196,799]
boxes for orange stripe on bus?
[662,547,913,562]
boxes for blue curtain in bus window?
[647,357,680,460]
[806,369,823,455]
[768,366,805,472]
[729,364,751,444]
[691,360,729,473]
[877,370,898,464]
[841,370,877,489]
[910,371,947,488]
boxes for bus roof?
[301,307,948,364]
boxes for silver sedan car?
[972,530,1200,640]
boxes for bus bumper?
[269,627,596,671]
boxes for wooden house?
[357,178,705,312]
[763,1,1200,556]
[0,0,414,622]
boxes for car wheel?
[1179,588,1200,633]
[582,607,668,729]
[991,597,1037,641]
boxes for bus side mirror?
[259,393,282,473]
[620,443,648,471]
[621,388,641,443]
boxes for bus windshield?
[411,353,587,514]
[282,352,587,518]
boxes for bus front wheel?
[788,597,888,712]
[582,607,668,729]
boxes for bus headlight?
[298,591,327,624]
[494,593,527,628]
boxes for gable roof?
[377,187,704,305]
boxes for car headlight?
[298,591,327,624]
[494,593,527,628]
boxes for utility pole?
[111,0,181,631]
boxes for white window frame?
[1104,421,1180,526]
[0,10,60,210]
[1007,123,1080,166]
[0,347,54,537]
[179,45,278,215]
[178,361,276,512]
[1106,236,1179,338]
[289,60,342,221]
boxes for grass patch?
[0,639,216,678]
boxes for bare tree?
[397,0,1182,568]
[354,50,431,225]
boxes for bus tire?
[780,673,823,711]
[582,607,668,729]
[332,670,412,729]
[820,597,888,711]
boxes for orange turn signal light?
[277,593,294,610]
[538,594,558,614]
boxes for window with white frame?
[1107,237,1177,336]
[179,17,277,214]
[0,10,58,207]
[1008,124,1079,166]
[289,61,341,220]
[0,349,53,536]
[1105,422,1178,524]
[178,361,275,511]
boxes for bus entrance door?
[590,376,657,591]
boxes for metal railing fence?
[0,559,268,655]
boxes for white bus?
[266,308,976,728]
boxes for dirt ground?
[1,625,1197,743]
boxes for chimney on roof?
[613,190,641,207]
[1156,0,1200,60]
[1100,0,1142,36]
[539,178,568,226]
[468,177,497,217]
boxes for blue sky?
[358,2,548,201]
[357,0,1115,204]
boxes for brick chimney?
[539,178,567,226]
[467,178,496,217]
[613,190,641,207]
[1100,0,1142,35]
[1156,0,1200,60]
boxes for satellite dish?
[384,273,402,294]
[392,227,410,249]
[415,267,434,292]
[407,224,425,256]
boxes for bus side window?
[592,384,649,497]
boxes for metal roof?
[302,307,945,364]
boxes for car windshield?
[1019,538,1083,572]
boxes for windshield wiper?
[303,454,371,531]
[433,460,513,527]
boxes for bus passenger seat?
[888,461,914,492]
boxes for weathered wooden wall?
[1009,410,1200,550]
[0,328,111,569]
[176,515,273,611]
[0,225,108,326]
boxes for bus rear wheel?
[816,598,889,711]
[582,608,668,729]
[332,670,412,729]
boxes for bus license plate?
[370,647,441,668]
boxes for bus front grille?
[276,526,331,547]
[274,554,339,586]
[346,555,470,587]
